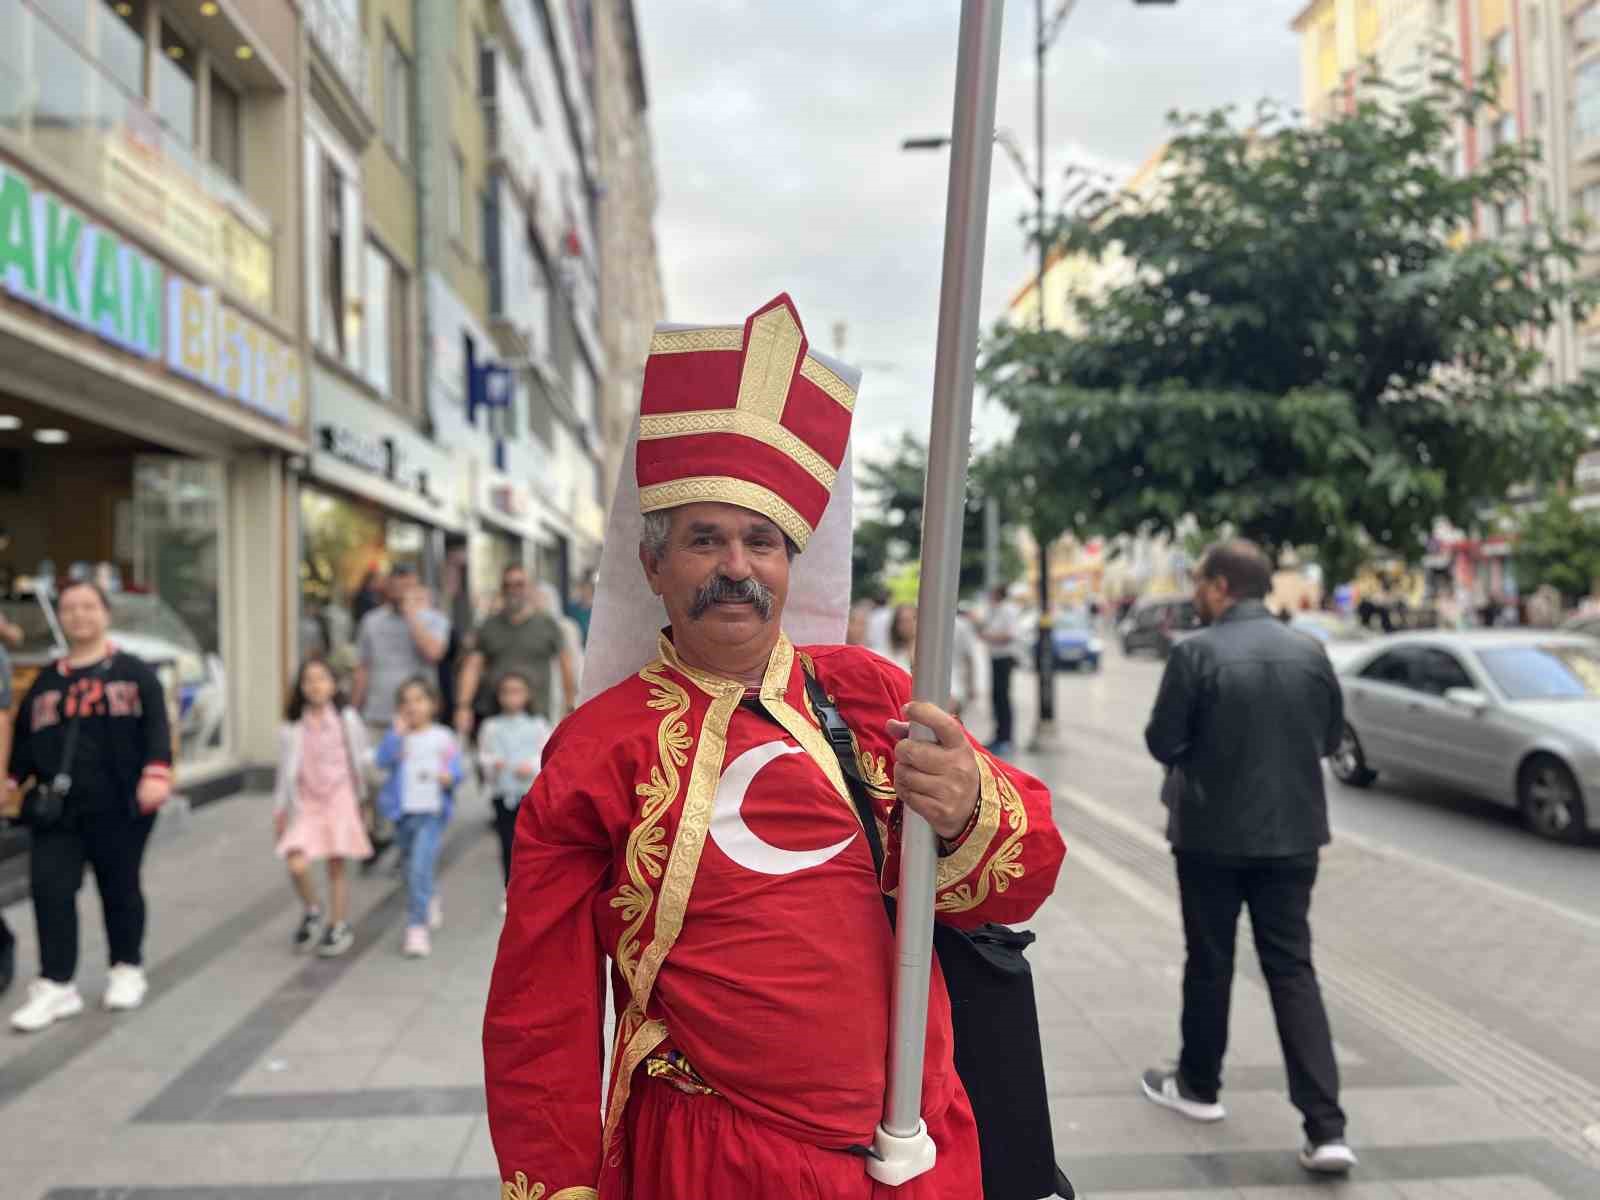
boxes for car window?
[0,595,60,657]
[1475,645,1600,700]
[1359,648,1418,689]
[1415,649,1474,697]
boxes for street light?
[901,0,1176,748]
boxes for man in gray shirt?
[351,566,450,866]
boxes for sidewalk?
[0,747,1595,1196]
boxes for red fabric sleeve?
[483,738,614,1199]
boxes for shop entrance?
[1,394,228,767]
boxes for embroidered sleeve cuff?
[931,748,1002,891]
[500,1173,597,1200]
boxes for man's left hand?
[136,777,170,815]
[887,701,978,841]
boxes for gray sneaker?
[292,909,324,953]
[1140,1067,1226,1122]
[1299,1140,1357,1173]
[316,922,354,958]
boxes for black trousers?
[30,805,157,983]
[1174,851,1345,1144]
[493,795,518,887]
[989,655,1015,745]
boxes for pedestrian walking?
[1140,539,1355,1175]
[452,564,573,740]
[0,607,22,994]
[374,678,462,959]
[483,294,1065,1199]
[273,657,374,958]
[6,579,171,1032]
[352,565,450,867]
[981,583,1023,754]
[475,672,552,898]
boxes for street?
[0,646,1597,1198]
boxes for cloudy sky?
[634,0,1305,464]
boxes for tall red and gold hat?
[635,293,856,551]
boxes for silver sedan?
[1332,631,1600,843]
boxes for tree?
[980,64,1600,588]
[851,433,1021,601]
[1510,491,1600,603]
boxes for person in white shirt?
[982,585,1023,754]
[477,672,553,893]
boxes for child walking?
[476,672,553,903]
[274,658,373,957]
[375,677,462,958]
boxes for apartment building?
[0,0,307,792]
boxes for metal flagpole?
[867,0,1005,1185]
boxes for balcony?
[0,8,275,312]
[305,0,372,124]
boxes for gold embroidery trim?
[933,749,1004,890]
[735,304,805,422]
[800,355,857,412]
[649,326,742,355]
[611,665,691,1006]
[602,1003,668,1154]
[935,754,1028,913]
[639,477,813,550]
[637,409,838,491]
[499,1172,597,1200]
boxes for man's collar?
[656,628,794,700]
[1216,599,1271,625]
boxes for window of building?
[322,154,347,358]
[1487,31,1511,71]
[1492,111,1517,151]
[1533,91,1545,128]
[363,241,409,408]
[210,73,242,182]
[1575,3,1600,45]
[382,33,412,164]
[99,0,146,99]
[447,145,466,243]
[482,186,501,312]
[1576,60,1600,145]
[155,21,196,146]
[1578,182,1600,224]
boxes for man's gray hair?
[638,508,801,565]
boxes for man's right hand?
[454,706,475,738]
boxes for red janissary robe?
[484,631,1066,1200]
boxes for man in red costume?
[484,294,1066,1200]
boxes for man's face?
[503,568,531,613]
[387,572,415,608]
[641,502,791,661]
[1192,571,1229,625]
[58,585,110,644]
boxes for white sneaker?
[1140,1068,1226,1122]
[1299,1140,1358,1174]
[402,925,431,958]
[103,964,148,1011]
[428,895,443,931]
[11,979,84,1032]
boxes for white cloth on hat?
[579,335,859,705]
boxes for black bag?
[20,661,105,831]
[801,671,1073,1200]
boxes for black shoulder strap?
[799,667,886,878]
[55,657,111,790]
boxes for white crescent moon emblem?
[709,741,856,876]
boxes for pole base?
[864,1120,937,1186]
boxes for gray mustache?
[689,574,774,621]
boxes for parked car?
[1332,632,1600,843]
[1049,609,1103,672]
[1562,613,1600,643]
[1289,611,1378,670]
[1119,597,1201,658]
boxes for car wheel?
[1330,724,1377,788]
[1517,755,1589,844]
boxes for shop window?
[382,32,411,164]
[156,21,196,148]
[99,0,146,100]
[210,72,242,183]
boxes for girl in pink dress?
[273,658,373,957]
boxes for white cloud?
[636,1,1304,455]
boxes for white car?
[1332,632,1600,843]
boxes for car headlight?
[1088,637,1104,653]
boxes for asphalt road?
[1007,646,1600,921]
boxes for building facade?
[0,0,306,792]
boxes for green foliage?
[980,62,1600,590]
[851,433,1022,601]
[1509,491,1600,602]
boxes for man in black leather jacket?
[1138,540,1356,1175]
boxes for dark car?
[1119,597,1201,659]
[1049,609,1103,673]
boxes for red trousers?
[613,1075,982,1200]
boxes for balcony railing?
[0,11,275,312]
[305,0,372,116]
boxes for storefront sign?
[317,421,441,506]
[0,163,302,427]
